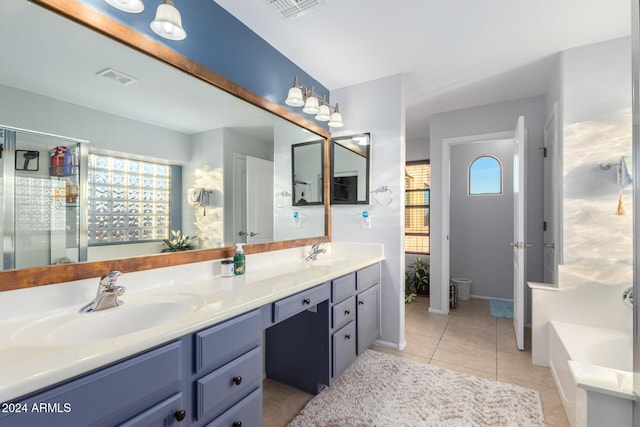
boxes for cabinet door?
[357,285,380,355]
[332,321,356,378]
[120,392,184,427]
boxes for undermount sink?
[11,293,205,347]
[309,257,349,267]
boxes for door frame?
[441,130,514,314]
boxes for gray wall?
[430,95,547,319]
[450,139,514,299]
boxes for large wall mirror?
[292,140,324,206]
[0,0,330,290]
[331,134,371,204]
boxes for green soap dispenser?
[233,243,245,275]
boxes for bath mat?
[490,299,513,319]
[288,349,545,427]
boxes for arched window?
[469,156,502,195]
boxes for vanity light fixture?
[105,0,187,41]
[285,76,344,128]
[105,0,144,13]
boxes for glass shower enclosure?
[0,126,88,270]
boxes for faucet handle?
[100,271,123,289]
[311,242,322,251]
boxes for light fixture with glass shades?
[104,0,187,41]
[285,76,344,128]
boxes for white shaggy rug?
[288,350,545,427]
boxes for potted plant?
[161,230,198,252]
[405,257,430,303]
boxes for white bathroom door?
[512,116,526,351]
[246,156,274,244]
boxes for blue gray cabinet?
[0,340,187,427]
[265,263,380,394]
[0,263,380,426]
[0,310,263,427]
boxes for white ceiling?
[214,0,631,140]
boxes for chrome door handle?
[238,231,247,236]
[523,243,533,248]
[249,232,260,237]
[544,243,555,249]
[509,242,519,248]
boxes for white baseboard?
[373,338,407,351]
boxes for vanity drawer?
[120,392,184,426]
[206,387,262,427]
[273,282,329,323]
[332,321,357,379]
[356,263,380,291]
[331,273,356,303]
[332,296,355,331]
[196,347,262,422]
[195,310,262,374]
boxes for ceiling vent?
[96,68,138,86]
[267,0,324,19]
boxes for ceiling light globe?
[315,104,331,121]
[285,87,305,107]
[151,1,187,41]
[105,0,144,13]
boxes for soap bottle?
[233,243,245,275]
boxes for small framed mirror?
[331,133,371,204]
[292,140,325,206]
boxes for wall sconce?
[285,76,344,128]
[105,0,187,41]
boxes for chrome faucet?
[305,242,327,262]
[79,271,126,313]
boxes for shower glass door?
[1,126,88,270]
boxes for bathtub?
[548,321,633,427]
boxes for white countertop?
[0,242,384,402]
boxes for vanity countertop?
[0,242,384,402]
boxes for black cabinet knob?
[303,298,311,305]
[344,309,350,315]
[174,410,186,422]
[233,422,242,427]
[345,334,351,340]
[233,376,242,385]
[359,300,365,305]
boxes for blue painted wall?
[77,0,328,118]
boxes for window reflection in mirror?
[291,140,324,206]
[331,133,371,204]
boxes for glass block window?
[88,154,171,244]
[469,156,502,195]
[405,161,430,254]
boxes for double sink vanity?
[0,242,384,426]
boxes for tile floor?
[262,296,569,427]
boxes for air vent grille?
[96,68,138,86]
[267,0,324,19]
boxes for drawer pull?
[359,300,365,305]
[303,298,311,305]
[233,376,243,386]
[344,309,351,315]
[174,409,186,422]
[345,334,351,340]
[233,422,242,427]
